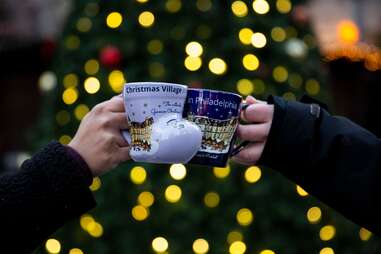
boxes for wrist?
[65,144,94,185]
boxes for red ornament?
[99,45,122,68]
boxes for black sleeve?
[258,96,381,235]
[0,141,96,253]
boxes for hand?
[232,96,274,165]
[68,96,130,176]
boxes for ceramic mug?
[122,82,202,164]
[183,88,242,167]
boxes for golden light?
[56,110,70,126]
[84,77,100,94]
[227,231,243,244]
[213,165,230,178]
[45,239,61,254]
[108,70,126,93]
[320,247,334,254]
[137,0,149,3]
[236,79,254,96]
[296,185,308,196]
[282,92,296,101]
[231,1,248,17]
[196,0,212,12]
[239,28,254,45]
[69,248,84,254]
[253,79,266,94]
[252,0,270,15]
[208,58,227,75]
[204,191,220,208]
[149,62,165,78]
[132,205,149,221]
[59,135,72,145]
[80,214,94,231]
[106,12,123,29]
[359,228,372,241]
[193,238,209,254]
[320,225,336,241]
[152,237,169,252]
[74,104,90,120]
[165,185,182,203]
[138,11,155,28]
[242,54,259,71]
[165,0,182,13]
[89,177,101,191]
[147,39,163,55]
[169,164,187,180]
[229,241,246,254]
[84,59,99,75]
[62,87,78,105]
[288,73,303,89]
[271,27,286,42]
[138,191,155,207]
[251,32,267,48]
[88,222,103,237]
[39,71,57,92]
[186,41,203,57]
[272,66,288,82]
[307,206,322,224]
[130,166,147,184]
[77,17,92,32]
[65,35,80,50]
[306,79,320,95]
[236,208,254,226]
[260,250,276,254]
[185,56,202,71]
[276,0,292,14]
[63,73,78,88]
[244,166,261,183]
[337,20,360,45]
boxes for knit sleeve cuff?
[65,145,93,186]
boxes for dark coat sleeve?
[0,141,96,253]
[259,96,381,235]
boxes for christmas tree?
[35,0,379,253]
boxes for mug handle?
[121,129,132,144]
[230,103,252,157]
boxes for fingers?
[232,142,265,165]
[236,123,271,142]
[104,96,125,112]
[115,146,131,162]
[112,132,130,147]
[242,104,274,123]
[245,95,256,104]
[110,112,130,129]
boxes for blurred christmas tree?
[34,0,380,253]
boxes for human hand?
[68,96,130,176]
[232,96,274,165]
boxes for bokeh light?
[236,79,254,96]
[193,238,209,254]
[227,231,243,244]
[77,17,92,32]
[166,0,182,13]
[165,185,182,203]
[65,35,80,50]
[229,241,246,254]
[213,165,230,178]
[130,166,147,184]
[139,11,155,27]
[288,73,303,89]
[320,247,334,254]
[272,66,288,82]
[84,59,99,75]
[138,191,155,207]
[244,166,261,183]
[208,58,227,75]
[186,41,203,57]
[204,192,220,208]
[305,79,320,95]
[63,73,78,88]
[252,0,270,14]
[89,177,102,191]
[236,208,254,226]
[296,185,308,196]
[84,77,100,94]
[45,239,61,254]
[271,27,286,42]
[106,12,123,29]
[359,228,372,241]
[152,237,169,252]
[196,0,212,12]
[185,56,202,71]
[307,206,322,224]
[251,32,267,48]
[132,205,149,221]
[242,54,260,71]
[74,104,90,121]
[239,28,254,45]
[39,71,57,92]
[62,87,78,105]
[169,164,187,180]
[276,0,292,14]
[59,135,72,145]
[260,250,276,254]
[231,1,248,17]
[337,20,360,45]
[320,225,336,241]
[88,222,103,237]
[147,39,163,55]
[108,70,126,93]
[69,248,84,254]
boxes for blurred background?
[1,0,381,253]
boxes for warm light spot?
[276,0,292,14]
[108,70,126,93]
[305,79,320,95]
[63,73,79,88]
[227,231,243,244]
[296,185,308,196]
[185,56,202,71]
[138,191,155,207]
[137,0,149,3]
[39,71,57,92]
[169,164,187,180]
[69,248,84,254]
[253,79,266,94]
[130,166,147,184]
[237,79,254,96]
[320,247,334,254]
[231,1,248,17]
[84,77,100,94]
[229,241,246,254]
[45,239,61,254]
[65,35,80,50]
[62,87,78,105]
[288,73,303,89]
[77,17,92,32]
[282,92,296,101]
[165,0,182,13]
[320,225,336,241]
[252,0,270,14]
[165,185,182,203]
[80,214,94,231]
[251,32,267,48]
[260,250,276,254]
[193,238,209,254]
[196,0,212,12]
[152,237,169,252]
[147,39,163,55]
[88,222,103,237]
[208,58,227,75]
[307,206,322,224]
[359,228,372,241]
[84,59,99,75]
[89,177,101,191]
[74,104,90,120]
[271,27,286,42]
[337,20,360,45]
[59,135,72,145]
[132,205,149,221]
[272,66,288,82]
[204,192,220,208]
[106,12,123,29]
[149,62,165,78]
[186,41,203,57]
[239,28,254,45]
[244,166,261,183]
[242,54,259,71]
[138,11,155,27]
[236,208,254,226]
[213,165,230,178]
[57,110,71,126]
